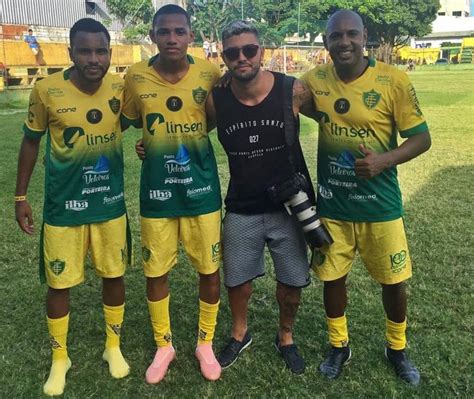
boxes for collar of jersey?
[148,54,195,67]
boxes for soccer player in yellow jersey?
[302,10,431,385]
[122,5,222,382]
[15,19,130,396]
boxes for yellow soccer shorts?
[141,209,222,278]
[311,217,412,284]
[41,214,130,289]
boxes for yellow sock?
[102,303,130,379]
[148,295,172,347]
[327,315,349,348]
[197,299,220,344]
[386,318,407,350]
[43,314,71,396]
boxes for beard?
[230,63,260,82]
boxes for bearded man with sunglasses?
[206,20,316,374]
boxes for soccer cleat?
[385,347,420,386]
[217,331,252,368]
[319,346,351,379]
[195,343,222,381]
[274,335,305,375]
[145,346,176,384]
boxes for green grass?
[0,68,473,398]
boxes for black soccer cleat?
[319,346,351,379]
[217,331,252,368]
[274,335,305,375]
[385,347,420,386]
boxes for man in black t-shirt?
[206,20,316,374]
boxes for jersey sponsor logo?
[63,127,85,148]
[318,184,333,199]
[186,185,212,198]
[108,96,121,114]
[199,71,214,81]
[334,98,350,114]
[56,107,77,113]
[132,74,145,83]
[390,250,407,273]
[164,177,193,184]
[83,155,110,184]
[87,109,103,124]
[315,90,330,96]
[165,144,190,166]
[65,199,88,211]
[192,86,207,104]
[47,88,64,97]
[146,112,203,135]
[330,123,376,139]
[139,93,157,99]
[375,75,391,85]
[103,192,124,205]
[166,96,183,111]
[407,83,423,116]
[82,186,110,195]
[328,151,355,169]
[315,70,327,79]
[149,190,172,201]
[49,259,65,275]
[327,178,357,189]
[348,193,377,201]
[362,89,381,110]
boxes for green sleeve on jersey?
[120,113,142,130]
[23,123,45,138]
[399,121,429,138]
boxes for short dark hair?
[70,18,110,46]
[152,4,191,28]
[28,29,33,33]
[221,20,259,42]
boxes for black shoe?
[274,335,305,375]
[385,348,420,386]
[217,331,252,368]
[319,346,351,379]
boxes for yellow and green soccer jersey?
[123,55,221,218]
[23,69,126,226]
[302,59,428,222]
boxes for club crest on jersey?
[87,109,103,124]
[166,96,183,111]
[192,87,207,104]
[362,89,381,110]
[108,96,121,114]
[50,259,65,275]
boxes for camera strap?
[282,75,316,204]
[282,75,298,173]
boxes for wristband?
[14,195,27,202]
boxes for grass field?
[0,66,473,398]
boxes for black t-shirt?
[213,72,314,214]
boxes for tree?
[106,0,154,40]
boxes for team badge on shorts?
[312,250,326,267]
[362,89,381,110]
[192,87,207,105]
[108,96,121,114]
[389,250,407,273]
[142,246,151,262]
[211,242,221,263]
[50,259,65,275]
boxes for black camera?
[267,173,333,249]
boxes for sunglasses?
[222,44,260,61]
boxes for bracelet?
[14,195,27,202]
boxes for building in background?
[438,0,471,16]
